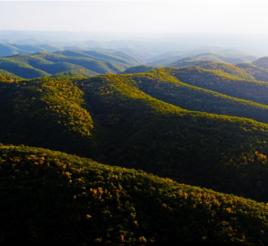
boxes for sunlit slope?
[0,70,21,83]
[125,69,268,123]
[171,60,254,80]
[0,77,94,154]
[171,67,268,104]
[1,145,268,243]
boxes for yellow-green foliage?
[11,77,94,139]
[4,71,268,204]
[126,68,268,124]
[171,67,268,105]
[40,77,94,137]
[1,144,268,243]
[77,72,268,202]
[0,70,21,83]
[0,76,94,155]
[194,62,255,80]
[79,73,184,128]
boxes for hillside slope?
[126,69,268,124]
[3,73,268,201]
[0,49,139,78]
[0,70,21,83]
[78,73,268,201]
[253,57,268,69]
[0,42,59,57]
[171,61,254,80]
[0,77,94,154]
[238,62,268,82]
[171,67,268,105]
[1,145,268,243]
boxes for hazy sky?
[0,0,268,36]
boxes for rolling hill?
[0,70,21,83]
[126,69,268,124]
[170,52,256,66]
[0,76,94,154]
[171,61,254,80]
[238,63,268,82]
[253,57,268,69]
[171,66,268,105]
[0,49,139,78]
[3,71,268,202]
[0,42,59,57]
[77,72,268,201]
[237,57,268,82]
[123,65,154,74]
[1,145,268,243]
[3,63,268,242]
[171,53,229,67]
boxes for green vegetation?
[0,76,94,154]
[171,67,268,104]
[1,145,268,243]
[3,57,268,243]
[0,58,49,78]
[172,61,254,80]
[171,52,256,68]
[75,71,268,201]
[238,63,268,82]
[0,50,138,78]
[123,65,154,74]
[3,71,268,201]
[0,70,21,83]
[126,68,268,124]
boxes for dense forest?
[2,49,268,243]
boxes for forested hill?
[3,60,268,242]
[3,69,268,202]
[0,49,139,78]
[2,145,268,243]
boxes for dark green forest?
[2,50,268,243]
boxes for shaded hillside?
[123,65,154,74]
[1,145,268,243]
[238,63,268,82]
[171,67,268,105]
[253,57,268,69]
[0,49,139,78]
